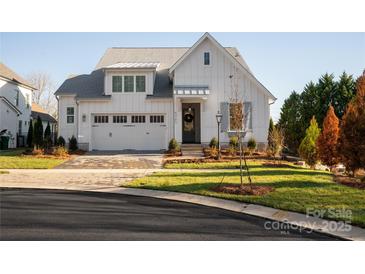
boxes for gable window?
[204,52,210,65]
[67,107,74,124]
[113,115,127,123]
[131,115,145,123]
[15,90,20,106]
[136,76,146,92]
[94,115,109,123]
[150,115,164,123]
[26,94,30,108]
[124,76,134,92]
[112,76,123,92]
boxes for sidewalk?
[1,178,364,240]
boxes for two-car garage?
[91,114,167,151]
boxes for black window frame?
[94,115,109,123]
[124,76,134,92]
[113,115,128,123]
[112,76,123,92]
[67,107,74,124]
[136,75,146,92]
[131,115,146,123]
[150,115,164,123]
[204,52,210,65]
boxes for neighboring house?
[55,33,276,151]
[31,102,57,139]
[0,63,35,148]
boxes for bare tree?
[268,126,285,164]
[229,66,253,189]
[27,72,57,117]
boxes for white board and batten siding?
[173,38,271,145]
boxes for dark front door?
[182,103,200,143]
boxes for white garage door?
[91,114,167,151]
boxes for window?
[229,103,243,131]
[131,115,145,123]
[150,115,164,123]
[18,120,22,135]
[136,76,146,92]
[26,94,30,108]
[112,76,123,92]
[113,115,127,123]
[124,76,134,92]
[67,107,74,124]
[15,90,20,106]
[94,115,109,123]
[204,52,210,65]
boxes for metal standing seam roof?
[55,47,253,99]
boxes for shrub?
[229,136,239,149]
[247,137,257,154]
[31,148,43,156]
[209,147,218,158]
[53,146,69,158]
[227,146,236,156]
[26,119,33,147]
[267,127,285,158]
[57,136,66,147]
[209,137,218,148]
[33,116,43,148]
[168,138,180,151]
[299,116,321,168]
[68,135,78,151]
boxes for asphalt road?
[0,188,337,240]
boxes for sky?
[1,32,364,121]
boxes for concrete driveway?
[55,151,164,169]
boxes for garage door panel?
[92,123,166,151]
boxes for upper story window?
[112,76,123,92]
[15,89,20,106]
[26,94,30,109]
[67,107,74,124]
[94,115,109,123]
[150,115,164,123]
[204,52,210,66]
[124,76,134,92]
[136,76,146,92]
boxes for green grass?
[0,149,67,169]
[129,161,365,227]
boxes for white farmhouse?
[0,63,35,148]
[55,33,276,151]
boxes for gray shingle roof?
[55,47,251,99]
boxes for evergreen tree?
[33,116,44,148]
[26,119,33,148]
[300,81,320,130]
[335,72,356,118]
[277,91,303,153]
[338,71,365,176]
[44,121,52,148]
[316,105,340,168]
[298,116,321,168]
[267,117,275,153]
[316,73,337,127]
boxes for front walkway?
[55,151,164,169]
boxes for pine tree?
[299,116,321,168]
[277,91,303,153]
[267,117,274,151]
[335,72,356,118]
[316,105,340,169]
[44,121,52,148]
[26,119,33,148]
[338,71,365,176]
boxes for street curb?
[1,184,364,240]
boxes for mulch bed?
[334,174,365,190]
[212,184,274,196]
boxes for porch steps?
[180,144,204,158]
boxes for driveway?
[55,151,164,169]
[0,188,337,240]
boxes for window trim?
[112,76,123,92]
[124,75,135,92]
[94,115,109,124]
[203,51,211,66]
[131,115,146,123]
[113,115,128,123]
[66,107,75,124]
[150,115,164,124]
[135,75,146,92]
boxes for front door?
[182,103,200,143]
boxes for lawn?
[128,161,365,227]
[0,149,67,169]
